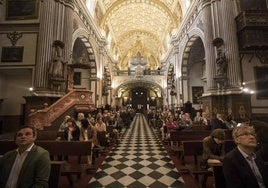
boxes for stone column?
[98,48,104,107]
[34,0,74,94]
[181,77,189,103]
[220,0,241,89]
[34,0,56,92]
[173,47,181,107]
[63,0,74,63]
[201,0,217,90]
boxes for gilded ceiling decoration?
[96,0,183,70]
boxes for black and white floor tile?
[88,113,185,188]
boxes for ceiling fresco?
[94,0,186,70]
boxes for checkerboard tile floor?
[88,113,185,188]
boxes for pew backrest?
[0,140,92,157]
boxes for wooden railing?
[28,90,94,130]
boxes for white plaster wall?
[189,62,206,108]
[73,68,90,90]
[242,55,268,114]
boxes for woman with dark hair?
[64,118,80,141]
[80,118,97,145]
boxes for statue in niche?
[213,38,228,89]
[48,40,67,79]
[216,50,227,76]
[48,40,68,91]
[78,52,88,64]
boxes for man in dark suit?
[223,125,268,188]
[0,125,51,188]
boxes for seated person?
[202,129,225,167]
[75,112,85,129]
[201,112,210,126]
[80,118,97,143]
[194,111,202,123]
[106,114,120,142]
[211,113,228,130]
[223,125,268,188]
[95,116,108,146]
[165,114,179,131]
[79,118,97,165]
[0,126,51,188]
[64,118,80,141]
[179,113,192,127]
[58,115,71,131]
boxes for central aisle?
[88,113,185,188]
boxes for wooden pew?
[49,161,65,188]
[169,130,211,156]
[97,131,109,147]
[169,129,233,156]
[182,140,236,188]
[181,140,213,188]
[36,140,93,182]
[36,130,64,140]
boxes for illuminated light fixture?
[29,87,33,91]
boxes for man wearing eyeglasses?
[0,126,51,188]
[223,125,268,188]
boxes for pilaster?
[201,1,217,90]
[34,0,55,92]
[63,0,74,62]
[220,0,241,90]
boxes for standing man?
[0,126,51,188]
[223,125,268,188]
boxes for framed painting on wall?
[192,86,204,104]
[1,46,24,62]
[255,67,268,99]
[6,0,39,20]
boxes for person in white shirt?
[0,126,51,188]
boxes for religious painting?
[6,0,39,20]
[192,86,204,104]
[255,67,268,99]
[1,46,24,62]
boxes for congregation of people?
[58,108,136,145]
[0,105,268,188]
[0,107,136,188]
[146,106,268,188]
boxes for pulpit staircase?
[28,90,94,130]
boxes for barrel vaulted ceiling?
[93,0,187,70]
